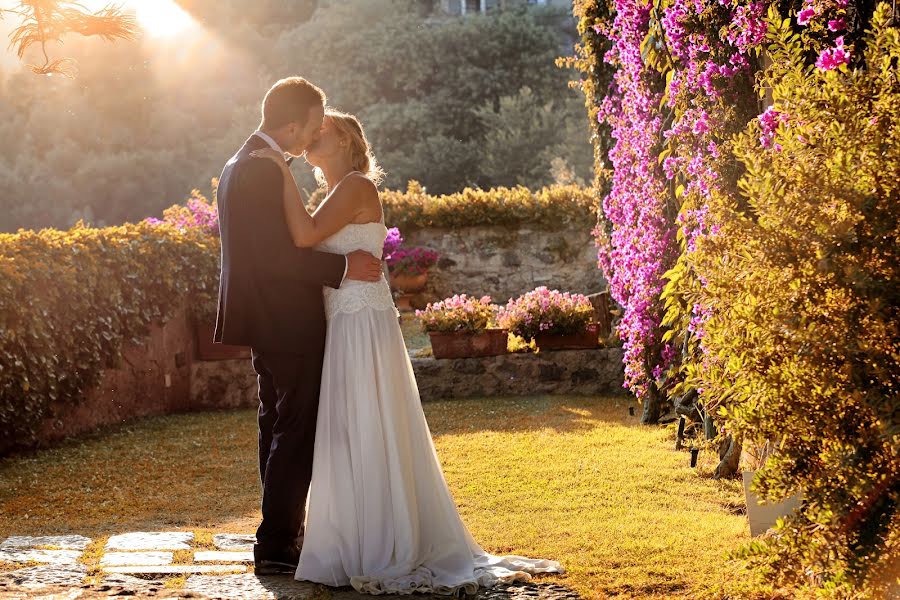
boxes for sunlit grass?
[0,396,778,598]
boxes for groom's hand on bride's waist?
[345,250,382,283]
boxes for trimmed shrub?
[0,222,219,450]
[379,182,597,231]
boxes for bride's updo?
[316,109,385,188]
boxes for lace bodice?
[317,222,398,319]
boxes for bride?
[251,109,563,595]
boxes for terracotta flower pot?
[194,322,251,361]
[427,329,508,359]
[390,271,428,294]
[534,323,599,351]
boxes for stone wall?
[190,348,626,408]
[403,225,605,303]
[30,307,196,451]
[412,348,625,401]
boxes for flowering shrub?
[574,0,896,594]
[498,287,594,340]
[386,246,439,277]
[145,186,219,238]
[415,295,498,334]
[684,8,900,594]
[383,227,403,260]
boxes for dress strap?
[332,170,364,193]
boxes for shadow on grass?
[423,394,640,436]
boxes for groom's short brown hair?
[260,77,326,130]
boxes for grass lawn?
[0,395,774,599]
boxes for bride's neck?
[321,159,356,192]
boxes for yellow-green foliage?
[686,6,900,595]
[0,222,219,451]
[379,182,597,230]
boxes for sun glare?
[131,0,195,37]
[81,0,195,38]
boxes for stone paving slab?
[194,551,253,563]
[0,549,82,565]
[104,532,193,551]
[212,534,256,551]
[0,536,92,551]
[99,552,173,567]
[183,573,318,600]
[102,565,247,576]
[0,565,87,589]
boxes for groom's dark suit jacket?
[214,134,345,352]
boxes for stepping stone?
[194,551,253,563]
[102,572,168,591]
[184,573,319,599]
[212,533,256,551]
[100,551,173,567]
[104,531,193,551]
[103,564,247,576]
[0,535,91,551]
[0,548,82,565]
[0,564,87,588]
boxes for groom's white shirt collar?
[253,130,283,154]
[252,130,349,287]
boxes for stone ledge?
[190,348,625,408]
[412,347,625,402]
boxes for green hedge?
[310,182,598,231]
[0,222,219,450]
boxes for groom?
[214,77,382,574]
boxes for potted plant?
[742,440,803,537]
[147,188,250,361]
[416,295,508,359]
[498,287,598,351]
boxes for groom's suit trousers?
[251,345,325,549]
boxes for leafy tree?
[0,0,591,230]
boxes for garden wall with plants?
[0,222,221,454]
[570,0,899,595]
[0,183,613,454]
[383,183,605,302]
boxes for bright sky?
[81,0,196,38]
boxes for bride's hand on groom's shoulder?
[250,148,289,170]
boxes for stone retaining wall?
[412,348,625,401]
[191,348,626,408]
[403,226,605,302]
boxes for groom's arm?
[237,158,346,289]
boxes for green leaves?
[0,222,219,451]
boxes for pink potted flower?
[387,246,439,294]
[498,287,598,351]
[416,295,508,359]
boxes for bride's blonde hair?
[315,109,385,188]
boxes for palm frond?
[5,1,138,76]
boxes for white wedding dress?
[295,200,563,595]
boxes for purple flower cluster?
[758,107,790,150]
[416,294,497,334]
[590,0,778,399]
[144,191,219,238]
[383,227,403,260]
[794,0,852,70]
[386,246,439,276]
[816,35,851,70]
[498,287,594,341]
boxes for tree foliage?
[0,0,591,231]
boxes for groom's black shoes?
[253,543,300,575]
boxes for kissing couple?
[214,76,563,595]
